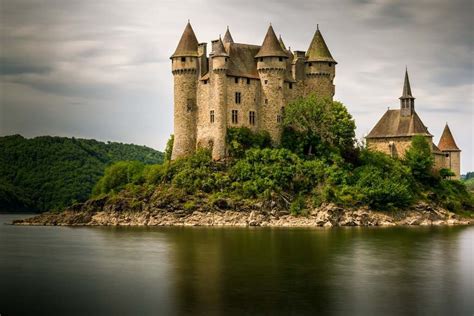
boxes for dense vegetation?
[463,172,474,193]
[0,135,164,212]
[93,96,473,215]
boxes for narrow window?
[235,92,241,104]
[264,80,268,84]
[210,110,215,123]
[289,83,293,89]
[249,111,255,125]
[260,58,263,62]
[277,115,282,123]
[247,78,250,84]
[328,62,332,67]
[203,80,208,85]
[232,110,238,124]
[181,57,186,62]
[265,98,268,105]
[235,77,239,84]
[279,57,283,62]
[309,62,312,67]
[186,99,194,112]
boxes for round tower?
[438,123,461,179]
[170,22,199,160]
[209,37,229,160]
[304,26,337,99]
[255,25,288,144]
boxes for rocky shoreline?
[12,202,471,227]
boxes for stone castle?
[169,22,461,178]
[170,22,336,160]
[366,69,461,179]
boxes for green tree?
[404,135,434,183]
[93,161,145,195]
[282,95,355,157]
[164,135,174,161]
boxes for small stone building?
[170,22,337,160]
[366,70,461,179]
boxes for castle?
[170,22,336,160]
[366,70,461,179]
[169,22,461,179]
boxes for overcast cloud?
[0,0,473,172]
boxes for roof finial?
[317,24,319,31]
[227,25,229,30]
[188,19,190,23]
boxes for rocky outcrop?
[13,202,471,227]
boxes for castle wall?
[226,77,261,131]
[443,151,461,179]
[366,136,433,159]
[433,152,445,171]
[304,62,335,98]
[171,57,198,160]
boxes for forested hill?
[0,135,164,213]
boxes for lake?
[1,214,473,315]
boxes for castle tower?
[223,26,234,44]
[255,25,288,143]
[400,69,415,117]
[170,22,199,160]
[438,124,461,179]
[304,26,336,98]
[209,37,229,159]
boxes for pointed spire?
[279,35,286,50]
[211,37,228,57]
[438,124,460,151]
[306,27,336,63]
[171,22,199,58]
[255,24,288,58]
[223,26,234,44]
[401,68,414,98]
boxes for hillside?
[0,135,164,212]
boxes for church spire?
[399,68,415,116]
[223,26,234,44]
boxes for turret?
[223,26,234,44]
[438,123,461,179]
[170,22,199,160]
[209,37,229,159]
[255,24,288,143]
[304,25,336,98]
[400,68,415,117]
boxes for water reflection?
[0,215,473,315]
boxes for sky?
[0,0,473,173]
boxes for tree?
[282,95,355,157]
[404,135,434,183]
[164,135,174,161]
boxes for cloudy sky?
[1,0,472,172]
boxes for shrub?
[290,195,307,215]
[404,135,434,183]
[226,127,272,158]
[93,161,145,195]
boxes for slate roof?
[438,124,460,151]
[366,109,432,138]
[223,27,234,44]
[306,28,336,63]
[171,22,199,58]
[255,25,288,58]
[225,42,261,79]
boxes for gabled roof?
[366,109,432,138]
[438,124,460,151]
[171,22,199,58]
[255,25,288,58]
[223,26,234,44]
[306,27,336,63]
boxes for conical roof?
[279,35,286,50]
[255,25,288,58]
[438,124,460,151]
[400,68,414,99]
[211,37,228,57]
[306,27,336,63]
[223,26,234,44]
[171,22,199,58]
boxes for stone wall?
[443,151,461,179]
[304,61,335,98]
[366,136,433,159]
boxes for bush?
[226,127,272,158]
[93,161,145,195]
[404,135,434,183]
[290,195,307,215]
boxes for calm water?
[0,214,473,316]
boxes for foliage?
[282,95,356,157]
[226,127,272,158]
[0,135,163,212]
[93,161,146,195]
[430,179,474,212]
[439,168,455,179]
[290,195,307,215]
[404,135,434,183]
[164,135,174,161]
